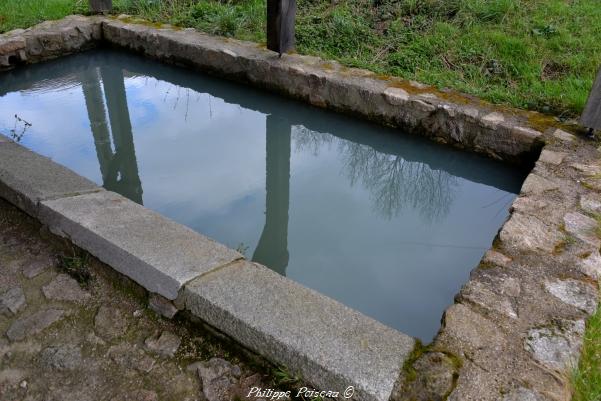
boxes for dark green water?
[0,50,526,341]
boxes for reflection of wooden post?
[89,0,112,13]
[99,65,144,205]
[80,67,113,183]
[582,66,601,134]
[253,115,291,276]
[267,0,296,56]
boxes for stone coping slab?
[39,191,242,300]
[0,136,102,217]
[180,260,415,401]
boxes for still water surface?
[0,50,526,341]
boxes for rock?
[94,306,129,340]
[6,308,65,342]
[570,163,601,176]
[502,387,547,401]
[511,196,549,214]
[383,87,409,105]
[538,149,566,165]
[196,358,242,401]
[563,212,600,247]
[86,332,106,346]
[39,344,82,370]
[544,279,597,314]
[404,352,456,401]
[499,213,562,253]
[496,276,521,298]
[0,286,26,316]
[481,112,505,126]
[512,126,543,141]
[144,331,181,358]
[553,129,575,142]
[441,303,505,353]
[42,274,90,302]
[22,257,53,278]
[482,250,511,268]
[578,251,601,279]
[0,368,26,387]
[580,195,601,214]
[583,178,601,191]
[460,281,517,319]
[520,174,559,195]
[107,344,156,373]
[148,293,178,319]
[524,321,584,371]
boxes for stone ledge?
[0,15,102,69]
[100,17,544,164]
[0,137,102,217]
[179,260,415,401]
[39,191,242,300]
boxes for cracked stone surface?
[563,212,600,247]
[42,273,90,302]
[544,279,597,314]
[144,331,181,358]
[94,305,129,340]
[580,195,601,214]
[0,287,26,316]
[524,321,584,371]
[0,198,272,401]
[538,149,566,165]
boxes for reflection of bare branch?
[10,114,32,142]
[292,125,458,221]
[292,125,333,156]
[341,141,458,221]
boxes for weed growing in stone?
[59,249,93,287]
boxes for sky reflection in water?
[0,50,526,341]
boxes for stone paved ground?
[0,198,278,401]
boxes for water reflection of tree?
[293,125,458,221]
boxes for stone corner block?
[39,191,242,300]
[181,260,415,401]
[0,141,101,216]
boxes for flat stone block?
[39,191,241,299]
[0,141,101,216]
[181,261,415,401]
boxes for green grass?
[573,303,601,401]
[0,0,88,32]
[1,0,600,116]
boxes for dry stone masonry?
[1,14,601,401]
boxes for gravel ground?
[0,198,278,401]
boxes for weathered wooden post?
[89,0,112,14]
[267,0,296,56]
[581,66,601,138]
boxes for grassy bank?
[1,0,599,117]
[2,0,600,118]
[573,303,601,401]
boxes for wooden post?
[581,66,601,133]
[267,0,296,56]
[89,0,112,14]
